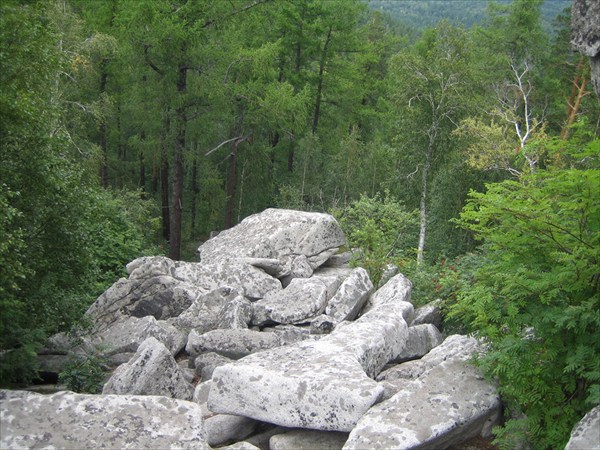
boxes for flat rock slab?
[198,209,346,269]
[208,299,412,431]
[345,335,500,450]
[325,268,373,322]
[0,390,210,449]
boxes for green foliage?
[334,192,418,285]
[59,351,108,394]
[449,131,600,448]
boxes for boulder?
[102,337,193,400]
[270,429,349,450]
[310,314,339,335]
[346,335,500,449]
[173,261,282,300]
[0,390,210,449]
[197,209,346,271]
[208,298,411,431]
[171,286,241,332]
[252,278,329,325]
[361,273,413,323]
[186,328,283,359]
[90,316,187,356]
[565,405,600,450]
[411,299,443,328]
[325,268,373,321]
[194,352,235,380]
[219,443,261,450]
[217,294,254,329]
[377,264,399,289]
[391,323,443,363]
[344,357,501,449]
[205,414,259,447]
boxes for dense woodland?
[1,0,598,447]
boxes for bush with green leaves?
[59,352,108,394]
[333,192,419,285]
[448,132,600,448]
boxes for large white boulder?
[325,268,373,321]
[198,209,346,272]
[0,390,210,449]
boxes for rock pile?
[2,208,503,449]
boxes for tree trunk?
[190,155,198,235]
[99,60,109,188]
[312,26,332,135]
[160,113,170,242]
[224,101,245,229]
[169,64,187,260]
[417,158,430,268]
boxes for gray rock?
[377,334,482,382]
[205,414,258,447]
[252,278,329,325]
[411,299,443,328]
[197,209,346,270]
[279,254,315,286]
[102,337,193,400]
[391,323,443,363]
[310,314,339,335]
[195,352,234,380]
[565,405,600,450]
[323,250,353,267]
[217,294,254,329]
[208,299,411,431]
[325,267,373,321]
[361,273,413,322]
[266,324,314,345]
[126,255,176,279]
[107,352,135,366]
[90,316,187,356]
[171,286,241,332]
[344,357,501,450]
[572,0,600,97]
[270,429,349,450]
[186,328,283,359]
[173,261,282,300]
[0,389,210,449]
[193,379,213,406]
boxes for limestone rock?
[344,357,501,449]
[270,429,349,450]
[310,314,339,335]
[565,405,600,450]
[377,264,399,289]
[219,442,261,450]
[186,328,283,359]
[217,294,254,329]
[102,337,193,400]
[411,299,443,328]
[173,261,282,300]
[194,352,234,380]
[90,316,187,356]
[205,414,258,447]
[208,298,410,431]
[361,273,413,322]
[171,286,241,332]
[197,209,346,270]
[377,334,482,382]
[391,323,443,363]
[252,278,329,325]
[325,267,373,321]
[0,389,210,449]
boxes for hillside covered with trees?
[1,0,598,447]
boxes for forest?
[0,0,598,447]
